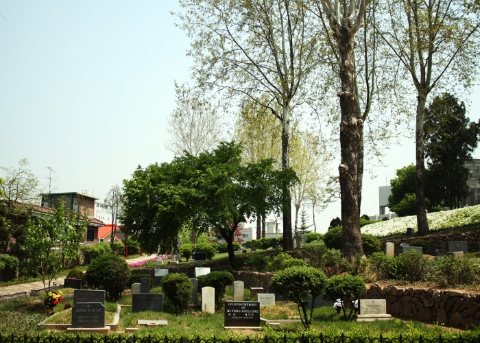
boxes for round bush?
[269,252,306,271]
[162,273,192,315]
[0,255,19,282]
[361,234,381,256]
[181,243,193,261]
[306,232,323,243]
[323,274,366,319]
[323,226,342,250]
[112,241,125,256]
[194,243,216,260]
[66,267,86,282]
[392,250,429,282]
[85,254,131,301]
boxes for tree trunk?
[357,123,364,215]
[415,94,430,236]
[337,27,364,260]
[281,106,293,251]
[261,213,266,238]
[256,214,261,241]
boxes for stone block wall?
[364,284,480,329]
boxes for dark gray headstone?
[224,301,260,327]
[140,278,150,293]
[447,241,468,254]
[190,278,198,305]
[429,240,436,256]
[132,293,164,312]
[74,289,105,305]
[193,252,207,261]
[71,302,106,328]
[406,228,414,235]
[307,294,330,309]
[64,278,83,289]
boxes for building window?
[242,234,249,238]
[87,229,95,241]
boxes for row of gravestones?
[385,240,469,257]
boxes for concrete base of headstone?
[446,251,464,258]
[168,261,179,264]
[355,314,393,322]
[66,327,111,334]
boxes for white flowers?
[361,205,480,236]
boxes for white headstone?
[131,283,141,294]
[195,267,211,278]
[385,242,395,257]
[257,293,275,307]
[233,281,244,301]
[359,299,387,315]
[202,286,215,314]
[154,269,169,277]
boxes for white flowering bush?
[361,205,480,237]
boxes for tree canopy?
[122,141,297,268]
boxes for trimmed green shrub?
[365,252,394,281]
[392,250,429,283]
[246,253,269,272]
[85,254,130,301]
[112,241,125,256]
[181,244,193,261]
[80,243,112,265]
[269,252,306,271]
[162,273,192,315]
[197,271,234,309]
[323,274,366,320]
[323,226,342,250]
[434,255,479,286]
[194,243,216,260]
[217,242,241,253]
[125,239,140,255]
[128,273,153,288]
[0,255,19,282]
[270,266,327,329]
[361,234,381,256]
[409,239,429,254]
[319,249,349,277]
[306,232,323,243]
[66,268,86,282]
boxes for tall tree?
[378,0,480,235]
[176,0,320,250]
[166,82,225,157]
[313,0,372,259]
[104,184,124,247]
[424,93,480,209]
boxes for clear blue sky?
[1,1,479,233]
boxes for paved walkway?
[0,254,158,299]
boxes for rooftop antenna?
[46,167,56,194]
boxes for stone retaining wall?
[364,284,480,329]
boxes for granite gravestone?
[154,269,169,286]
[385,242,395,257]
[447,241,468,254]
[131,283,141,294]
[355,299,392,322]
[140,278,150,293]
[233,281,244,301]
[64,278,83,289]
[195,267,211,278]
[193,252,207,261]
[71,302,106,328]
[257,293,275,307]
[74,290,105,305]
[202,286,215,314]
[132,293,164,312]
[190,278,198,305]
[224,301,260,328]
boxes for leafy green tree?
[378,0,480,235]
[104,184,124,248]
[323,275,366,320]
[24,200,87,290]
[122,142,297,268]
[270,266,327,329]
[424,93,480,209]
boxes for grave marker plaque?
[202,287,215,314]
[154,269,169,286]
[224,301,260,327]
[131,283,141,294]
[385,242,394,257]
[64,278,83,289]
[71,302,106,328]
[360,299,387,315]
[132,293,164,312]
[195,267,211,278]
[74,289,105,305]
[193,252,207,261]
[447,241,468,254]
[140,278,150,293]
[233,281,244,301]
[257,293,275,307]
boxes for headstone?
[250,287,264,299]
[385,242,395,257]
[132,293,164,312]
[224,301,261,328]
[190,278,198,305]
[156,260,163,265]
[131,283,141,294]
[355,299,392,322]
[201,286,215,314]
[401,245,423,254]
[233,281,245,301]
[193,252,207,261]
[301,234,307,248]
[71,302,106,328]
[446,251,464,258]
[195,267,211,278]
[154,269,169,286]
[257,293,275,307]
[74,289,105,305]
[447,241,468,254]
[140,278,150,293]
[64,278,83,289]
[429,240,437,256]
[138,320,168,326]
[406,228,414,235]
